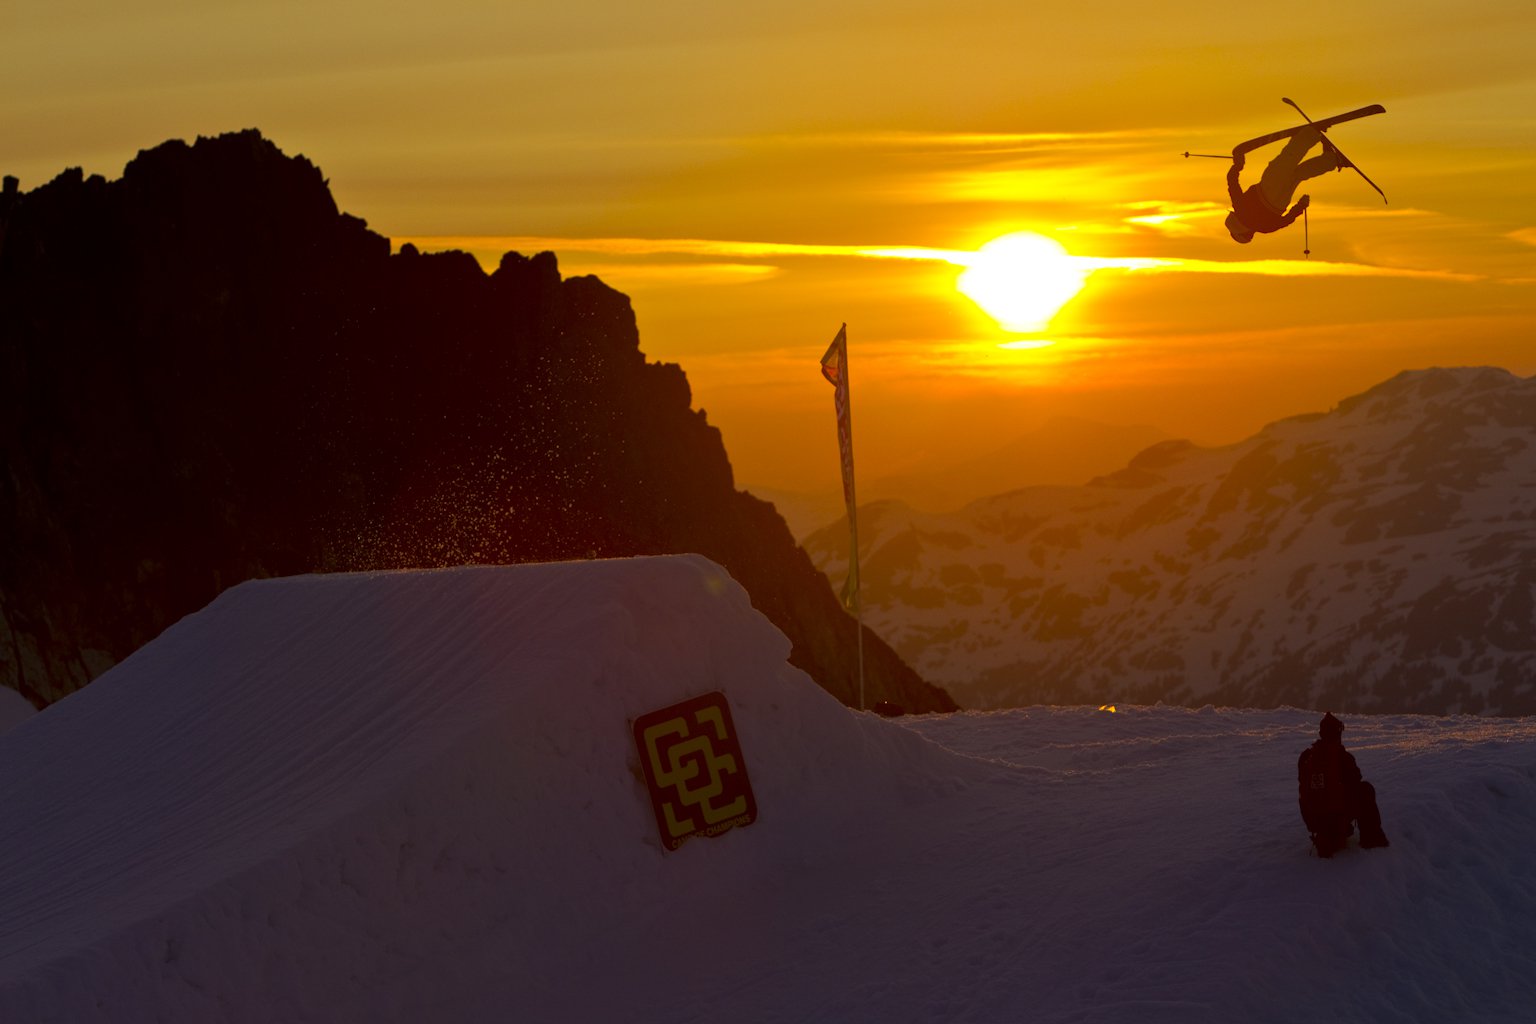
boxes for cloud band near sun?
[394,234,1482,283]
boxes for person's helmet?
[1225,211,1254,243]
[1319,712,1344,738]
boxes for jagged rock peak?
[1,130,954,716]
[121,129,329,204]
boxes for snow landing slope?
[0,555,977,1021]
[0,687,34,734]
[2,555,1535,1022]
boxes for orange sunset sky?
[6,0,1535,507]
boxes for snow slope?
[1,555,1534,1022]
[0,688,33,734]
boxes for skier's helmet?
[1225,211,1254,243]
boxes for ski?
[1280,98,1388,205]
[1231,103,1385,158]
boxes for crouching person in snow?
[1297,712,1390,858]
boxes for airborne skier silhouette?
[1224,128,1344,243]
[1203,101,1387,247]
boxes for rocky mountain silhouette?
[805,367,1536,715]
[0,130,954,715]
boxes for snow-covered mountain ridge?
[806,366,1536,713]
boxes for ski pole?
[1281,97,1315,122]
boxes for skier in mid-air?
[1202,100,1386,246]
[1224,127,1346,244]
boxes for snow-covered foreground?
[0,686,34,734]
[1,556,1533,1022]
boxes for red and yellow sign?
[633,692,758,852]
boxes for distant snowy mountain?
[805,367,1536,714]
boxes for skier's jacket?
[1227,164,1305,234]
[1297,737,1361,833]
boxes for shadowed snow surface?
[0,555,1532,1022]
[0,688,33,734]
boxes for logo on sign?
[633,692,757,851]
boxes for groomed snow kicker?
[0,688,33,735]
[0,555,976,1023]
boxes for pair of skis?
[1184,99,1387,204]
[1280,97,1387,205]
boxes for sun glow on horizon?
[956,232,1090,333]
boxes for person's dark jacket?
[1228,159,1308,234]
[1297,737,1360,835]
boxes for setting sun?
[956,232,1089,333]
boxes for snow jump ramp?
[0,555,973,1022]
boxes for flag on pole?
[820,324,860,611]
[820,323,865,709]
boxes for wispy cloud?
[1098,202,1440,240]
[1088,256,1484,282]
[395,235,958,261]
[737,128,1184,153]
[563,262,781,285]
[1113,200,1229,236]
[396,234,1482,283]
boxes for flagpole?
[819,322,866,711]
[853,506,865,712]
[846,428,864,711]
[842,327,866,711]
